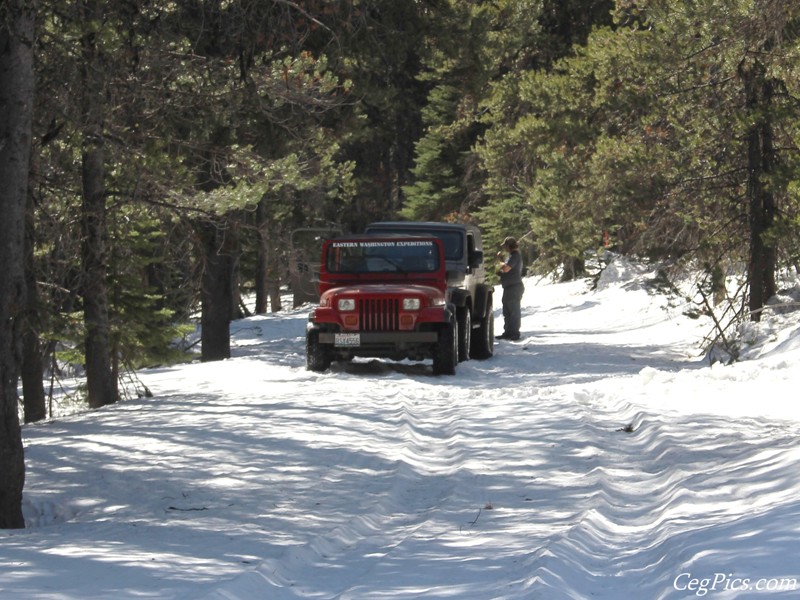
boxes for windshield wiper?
[369,255,408,273]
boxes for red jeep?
[306,235,459,374]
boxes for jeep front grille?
[359,298,400,331]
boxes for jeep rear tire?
[432,320,457,376]
[306,329,332,372]
[470,296,494,359]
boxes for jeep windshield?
[326,239,440,274]
[364,227,464,261]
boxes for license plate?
[334,333,361,347]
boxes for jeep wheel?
[470,296,494,359]
[457,307,471,362]
[432,320,458,376]
[306,329,332,372]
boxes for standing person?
[496,236,524,341]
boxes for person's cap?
[501,236,518,249]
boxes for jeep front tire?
[306,329,332,372]
[432,320,458,376]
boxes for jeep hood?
[321,283,445,300]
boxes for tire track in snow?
[509,387,800,599]
[198,379,469,600]
[198,307,800,599]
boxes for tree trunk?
[81,145,119,407]
[740,57,777,322]
[266,229,283,313]
[267,267,283,313]
[255,199,282,313]
[255,198,269,314]
[230,244,245,320]
[0,0,35,529]
[197,219,237,362]
[79,0,118,408]
[22,177,46,423]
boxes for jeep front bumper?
[318,331,439,347]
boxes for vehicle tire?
[306,329,332,372]
[457,306,471,362]
[470,295,494,360]
[432,320,458,376]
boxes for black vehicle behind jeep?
[364,221,494,361]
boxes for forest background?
[1,0,799,528]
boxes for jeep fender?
[414,303,456,327]
[445,303,457,323]
[449,288,469,309]
[428,303,456,325]
[473,284,493,320]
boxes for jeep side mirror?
[468,250,484,269]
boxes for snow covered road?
[6,263,800,599]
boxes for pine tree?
[400,1,496,222]
[475,0,614,266]
[0,0,35,529]
[477,0,800,302]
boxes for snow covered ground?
[4,259,800,599]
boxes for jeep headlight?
[403,298,421,310]
[338,298,356,311]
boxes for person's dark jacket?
[500,250,523,287]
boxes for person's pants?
[502,283,524,337]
